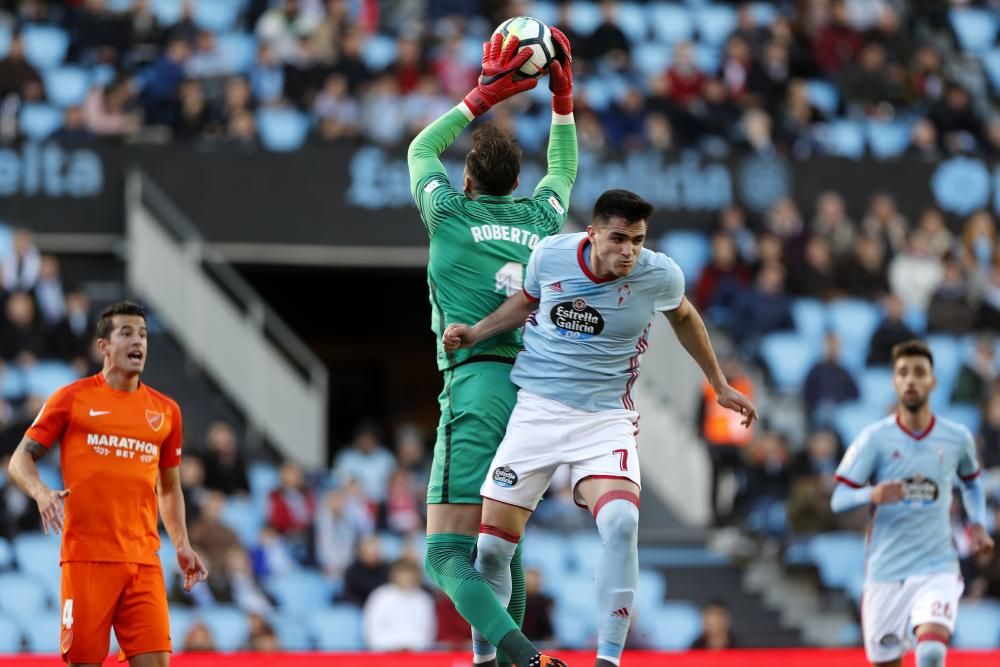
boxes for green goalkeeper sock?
[425,533,533,656]
[498,542,526,667]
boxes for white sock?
[471,527,519,662]
[594,497,639,665]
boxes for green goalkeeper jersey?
[408,106,578,370]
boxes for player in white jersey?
[831,340,994,667]
[443,189,756,667]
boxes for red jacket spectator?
[267,462,316,535]
[812,2,861,75]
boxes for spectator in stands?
[47,290,92,371]
[666,42,705,109]
[789,235,839,300]
[961,210,997,275]
[0,32,43,103]
[787,429,841,534]
[720,36,752,101]
[342,535,389,605]
[167,0,200,45]
[803,333,859,428]
[701,357,755,526]
[927,256,977,334]
[186,30,229,80]
[74,0,130,65]
[842,42,901,114]
[332,28,372,94]
[179,455,207,524]
[812,0,862,75]
[695,232,751,320]
[224,108,258,148]
[905,118,942,161]
[282,35,326,107]
[360,74,406,146]
[836,233,889,300]
[748,40,791,109]
[217,76,254,128]
[0,395,40,461]
[907,46,945,104]
[383,468,422,535]
[952,336,996,406]
[189,490,241,575]
[309,0,350,65]
[738,431,791,531]
[979,262,1000,331]
[811,191,855,258]
[267,460,316,561]
[586,0,631,70]
[730,262,795,348]
[394,422,430,497]
[889,229,944,310]
[0,449,41,537]
[969,505,1000,598]
[402,76,452,138]
[363,557,435,650]
[753,232,785,276]
[521,568,556,643]
[32,254,65,326]
[718,205,757,266]
[2,291,45,365]
[866,294,916,367]
[930,84,983,154]
[54,105,94,145]
[223,546,274,614]
[696,78,742,146]
[333,420,395,504]
[249,43,285,105]
[434,589,471,649]
[690,599,737,649]
[142,38,190,126]
[244,612,281,652]
[981,387,1000,470]
[316,486,374,583]
[250,525,297,580]
[862,192,909,255]
[182,622,217,652]
[128,0,166,67]
[256,0,319,63]
[386,36,425,96]
[738,107,777,154]
[173,79,212,140]
[602,85,648,151]
[765,197,808,266]
[3,228,41,292]
[201,420,250,496]
[917,208,954,259]
[776,79,824,154]
[83,77,142,137]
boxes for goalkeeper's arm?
[534,28,577,216]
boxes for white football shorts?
[861,571,964,663]
[480,389,641,511]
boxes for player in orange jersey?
[8,301,208,666]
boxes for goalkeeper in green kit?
[407,28,576,667]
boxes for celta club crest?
[573,298,586,311]
[618,283,631,306]
[146,410,164,432]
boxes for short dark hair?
[592,189,654,226]
[892,339,933,367]
[96,301,147,340]
[465,123,521,196]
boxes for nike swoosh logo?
[89,409,111,417]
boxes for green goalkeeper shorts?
[427,359,518,505]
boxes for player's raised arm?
[408,35,537,234]
[8,436,68,535]
[532,27,577,233]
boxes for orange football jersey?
[26,373,182,565]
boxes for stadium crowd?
[1,0,1000,154]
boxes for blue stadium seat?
[459,36,483,69]
[867,119,911,158]
[24,361,79,400]
[806,79,839,115]
[833,401,888,444]
[168,605,194,643]
[950,8,999,54]
[549,572,596,611]
[982,49,1000,93]
[265,569,334,610]
[0,573,49,614]
[749,2,778,26]
[660,230,710,286]
[569,2,603,35]
[151,0,183,26]
[360,34,397,71]
[521,529,571,582]
[21,611,59,653]
[791,298,827,339]
[0,537,12,570]
[694,43,721,73]
[309,605,364,650]
[193,0,240,33]
[217,32,257,74]
[552,600,594,648]
[567,532,602,575]
[0,613,22,652]
[634,42,671,77]
[0,25,11,59]
[268,610,313,650]
[256,109,309,152]
[650,4,694,44]
[22,25,69,70]
[2,366,25,400]
[36,465,63,495]
[903,305,927,334]
[824,120,865,158]
[760,332,821,393]
[940,404,982,434]
[858,367,895,409]
[14,532,61,580]
[18,103,64,141]
[953,601,1000,648]
[106,0,136,10]
[615,2,648,43]
[634,569,667,615]
[643,601,701,650]
[44,66,91,108]
[221,496,263,547]
[808,532,865,590]
[199,606,249,652]
[375,532,405,561]
[693,5,737,46]
[926,335,961,406]
[530,2,557,28]
[828,298,881,372]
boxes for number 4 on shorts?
[62,599,73,628]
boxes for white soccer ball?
[492,16,556,79]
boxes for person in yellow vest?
[701,356,755,525]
